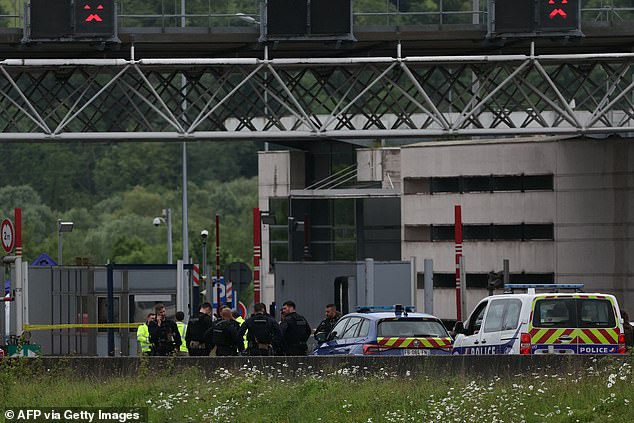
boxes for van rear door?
[530,296,620,354]
[575,296,620,354]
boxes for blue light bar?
[505,284,584,290]
[356,305,416,313]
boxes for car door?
[479,298,523,354]
[315,316,363,355]
[452,300,488,355]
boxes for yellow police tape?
[23,323,143,330]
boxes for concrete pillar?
[424,259,433,314]
[365,258,374,305]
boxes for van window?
[533,298,616,328]
[502,299,522,330]
[578,299,616,328]
[466,301,488,335]
[484,301,506,332]
[484,299,522,333]
[534,299,574,327]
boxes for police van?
[452,284,627,355]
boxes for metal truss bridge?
[1,48,634,142]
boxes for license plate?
[404,349,430,356]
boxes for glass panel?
[484,300,506,333]
[341,317,362,339]
[502,299,522,330]
[377,318,448,337]
[97,296,119,333]
[577,299,616,328]
[330,318,349,340]
[358,318,370,337]
[533,299,576,328]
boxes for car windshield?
[377,318,449,337]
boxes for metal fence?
[1,0,633,30]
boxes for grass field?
[1,356,633,422]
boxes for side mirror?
[327,331,338,341]
[315,332,328,343]
[453,321,465,335]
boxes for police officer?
[186,302,215,356]
[314,303,342,341]
[233,310,248,351]
[279,300,311,355]
[175,311,188,355]
[136,312,155,356]
[148,303,181,356]
[206,308,244,356]
[238,303,281,356]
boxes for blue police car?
[312,305,453,356]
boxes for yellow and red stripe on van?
[527,328,622,354]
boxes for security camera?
[200,229,209,239]
[153,217,162,227]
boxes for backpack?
[212,320,233,346]
[285,313,310,344]
[250,314,274,344]
[187,314,210,342]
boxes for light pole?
[57,220,74,266]
[153,208,173,264]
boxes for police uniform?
[238,313,281,356]
[235,315,248,350]
[148,318,181,356]
[314,312,342,340]
[136,323,151,355]
[176,321,188,354]
[185,311,214,356]
[280,311,311,355]
[206,319,244,356]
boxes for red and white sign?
[192,263,200,286]
[1,219,15,253]
[237,301,248,319]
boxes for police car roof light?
[356,305,416,313]
[504,283,584,294]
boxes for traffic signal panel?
[491,0,581,36]
[28,0,116,40]
[74,0,115,37]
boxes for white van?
[452,284,627,355]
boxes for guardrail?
[0,1,633,30]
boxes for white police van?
[452,284,627,355]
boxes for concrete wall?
[258,150,307,307]
[16,355,631,379]
[400,137,634,315]
[274,260,413,328]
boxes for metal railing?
[1,1,634,31]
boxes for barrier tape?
[23,323,143,330]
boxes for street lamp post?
[57,220,74,266]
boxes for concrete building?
[258,136,633,320]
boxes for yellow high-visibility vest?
[176,321,188,352]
